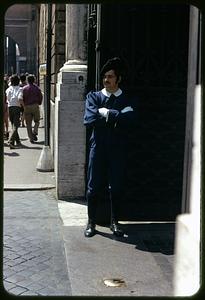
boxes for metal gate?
[87,4,190,222]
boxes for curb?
[4,184,56,191]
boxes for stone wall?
[38,4,87,199]
[54,4,88,200]
[38,4,66,154]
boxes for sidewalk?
[4,123,55,189]
[3,124,176,296]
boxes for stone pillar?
[173,7,201,296]
[65,4,87,63]
[55,4,88,199]
[173,85,201,296]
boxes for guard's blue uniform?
[84,88,135,222]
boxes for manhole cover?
[103,278,126,287]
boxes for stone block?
[173,214,200,296]
[56,83,86,102]
[58,101,85,138]
[57,178,85,200]
[57,144,85,179]
[58,158,85,177]
[54,61,87,199]
[57,70,87,86]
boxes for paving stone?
[20,290,39,296]
[37,286,60,296]
[5,253,20,260]
[34,263,50,271]
[3,190,71,296]
[6,274,26,284]
[9,264,27,273]
[3,281,16,291]
[25,282,45,292]
[8,286,28,295]
[15,269,34,277]
[3,267,16,277]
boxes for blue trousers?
[86,143,126,223]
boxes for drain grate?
[103,278,126,287]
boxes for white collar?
[101,88,122,97]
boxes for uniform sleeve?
[105,109,119,125]
[84,92,106,127]
[116,110,135,129]
[110,96,137,129]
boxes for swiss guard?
[84,57,135,238]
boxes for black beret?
[100,57,123,77]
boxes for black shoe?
[30,140,35,144]
[4,132,9,140]
[16,142,22,148]
[84,222,96,238]
[9,143,16,149]
[110,221,124,237]
[32,133,38,141]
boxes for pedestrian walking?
[5,74,23,149]
[3,76,9,140]
[22,74,43,143]
[83,57,135,238]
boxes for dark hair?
[100,57,124,81]
[27,74,35,84]
[20,73,26,82]
[10,74,20,86]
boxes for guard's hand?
[98,107,109,118]
[121,106,133,113]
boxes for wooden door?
[87,4,190,222]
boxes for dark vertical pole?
[45,3,52,146]
[95,4,101,91]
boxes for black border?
[0,1,204,300]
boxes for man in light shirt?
[5,74,23,149]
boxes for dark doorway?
[4,35,17,75]
[87,4,190,222]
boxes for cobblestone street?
[3,126,176,297]
[3,190,71,296]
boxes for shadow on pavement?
[4,152,20,157]
[19,144,43,149]
[97,223,175,255]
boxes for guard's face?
[103,70,120,93]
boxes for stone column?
[65,4,87,64]
[55,4,88,200]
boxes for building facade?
[38,4,87,201]
[4,4,39,75]
[38,4,201,295]
[39,3,194,219]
